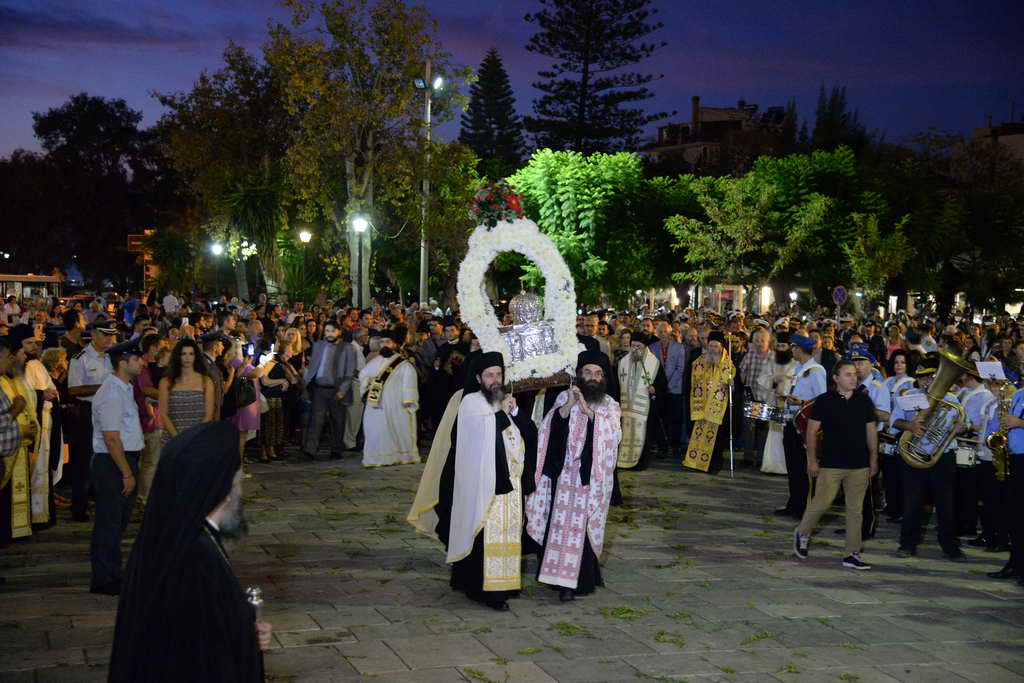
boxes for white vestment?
[616,349,660,468]
[23,361,59,523]
[359,355,419,467]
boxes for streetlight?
[351,216,369,308]
[413,60,444,309]
[298,230,312,301]
[210,243,223,296]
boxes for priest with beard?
[408,351,537,611]
[109,422,271,682]
[682,331,736,474]
[526,351,622,602]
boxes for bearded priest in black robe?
[408,351,537,611]
[109,422,270,682]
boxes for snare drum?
[955,446,978,468]
[744,401,781,422]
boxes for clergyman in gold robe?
[682,331,735,474]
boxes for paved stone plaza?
[3,454,1024,682]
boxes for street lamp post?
[298,229,312,301]
[210,243,224,296]
[352,217,368,308]
[415,60,444,309]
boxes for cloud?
[0,2,204,49]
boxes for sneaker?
[894,546,916,558]
[842,553,871,570]
[943,550,969,562]
[793,528,809,560]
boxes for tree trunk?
[234,258,249,302]
[673,282,691,309]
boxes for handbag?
[222,373,257,419]
[760,422,787,475]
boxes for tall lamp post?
[414,61,444,309]
[351,216,368,308]
[298,229,312,301]
[210,243,224,297]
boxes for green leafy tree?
[460,49,525,179]
[154,42,291,299]
[265,0,469,306]
[524,0,673,154]
[510,149,685,305]
[842,213,912,296]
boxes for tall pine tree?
[810,84,874,153]
[523,0,673,154]
[459,48,526,179]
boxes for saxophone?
[986,380,1015,482]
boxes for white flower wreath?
[457,218,579,383]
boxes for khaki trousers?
[137,430,163,504]
[796,467,871,554]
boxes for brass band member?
[775,333,826,518]
[890,354,966,561]
[988,382,1024,586]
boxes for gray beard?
[481,384,505,406]
[218,499,249,544]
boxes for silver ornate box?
[499,291,560,363]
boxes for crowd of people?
[2,288,1024,603]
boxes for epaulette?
[72,348,87,360]
[871,380,883,387]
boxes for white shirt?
[92,374,144,453]
[68,344,113,404]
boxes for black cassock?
[435,406,537,604]
[109,423,263,683]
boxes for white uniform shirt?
[92,374,144,453]
[786,358,826,419]
[68,344,113,404]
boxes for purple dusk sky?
[1,0,1022,157]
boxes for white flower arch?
[457,218,579,382]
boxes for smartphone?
[245,343,255,357]
[181,316,189,326]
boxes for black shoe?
[967,536,988,548]
[302,450,317,461]
[485,600,510,611]
[985,544,1011,553]
[329,452,343,460]
[943,550,968,562]
[559,588,575,602]
[774,506,794,517]
[90,580,121,596]
[886,515,903,523]
[1017,577,1024,589]
[842,553,871,570]
[834,528,846,535]
[71,513,91,522]
[987,565,1018,579]
[895,546,916,558]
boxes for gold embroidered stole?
[365,355,404,408]
[482,423,525,591]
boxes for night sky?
[2,0,1022,157]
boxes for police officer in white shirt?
[849,343,891,541]
[89,337,145,596]
[776,333,827,519]
[67,322,116,521]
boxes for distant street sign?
[127,234,146,253]
[832,285,848,307]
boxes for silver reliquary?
[500,292,560,363]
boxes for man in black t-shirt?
[792,359,878,570]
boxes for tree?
[154,42,292,299]
[524,0,673,154]
[510,149,687,305]
[376,141,481,306]
[459,49,526,179]
[810,84,874,153]
[26,93,179,289]
[265,0,468,307]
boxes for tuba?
[898,348,973,469]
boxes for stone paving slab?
[3,454,1024,681]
